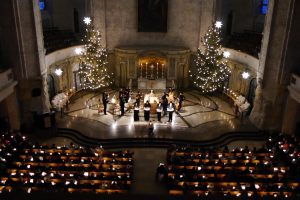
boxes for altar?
[138,78,166,90]
[143,90,159,114]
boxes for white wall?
[93,0,206,52]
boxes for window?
[261,0,268,14]
[39,0,45,11]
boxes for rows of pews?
[0,133,134,194]
[164,135,300,198]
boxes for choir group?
[100,88,185,123]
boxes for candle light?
[140,63,142,78]
[162,64,164,78]
[146,63,148,78]
[157,63,159,79]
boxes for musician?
[136,91,142,107]
[161,92,168,116]
[144,100,151,121]
[119,88,124,99]
[119,93,126,116]
[124,87,130,103]
[177,92,185,111]
[156,101,163,122]
[134,102,139,121]
[102,92,109,115]
[167,101,175,122]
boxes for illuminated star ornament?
[215,21,223,28]
[74,47,83,55]
[83,17,91,25]
[223,51,231,58]
[55,68,63,76]
[242,72,250,79]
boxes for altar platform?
[57,90,259,142]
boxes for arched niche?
[114,46,190,90]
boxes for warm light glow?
[242,71,250,79]
[55,68,63,76]
[75,47,83,55]
[223,51,230,58]
[215,21,223,28]
[83,17,91,25]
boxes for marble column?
[250,0,298,132]
[281,96,300,135]
[198,0,217,49]
[3,91,21,131]
[90,0,107,48]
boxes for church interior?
[1,0,300,199]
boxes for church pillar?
[3,91,20,131]
[0,0,51,126]
[90,0,107,48]
[198,0,217,49]
[250,0,298,132]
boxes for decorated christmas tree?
[78,17,113,90]
[190,21,231,93]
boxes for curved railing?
[56,128,268,149]
[223,48,259,73]
[45,45,84,68]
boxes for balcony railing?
[43,29,82,54]
[222,31,262,58]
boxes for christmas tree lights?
[78,17,113,90]
[190,21,231,93]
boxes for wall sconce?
[74,47,83,55]
[242,71,250,79]
[55,68,63,76]
[223,51,231,58]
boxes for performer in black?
[119,88,124,99]
[120,93,126,116]
[102,92,109,115]
[144,100,151,121]
[134,102,139,121]
[136,91,142,107]
[167,101,175,122]
[124,87,130,103]
[161,92,168,116]
[156,101,163,122]
[177,92,185,111]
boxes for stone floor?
[58,90,258,142]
